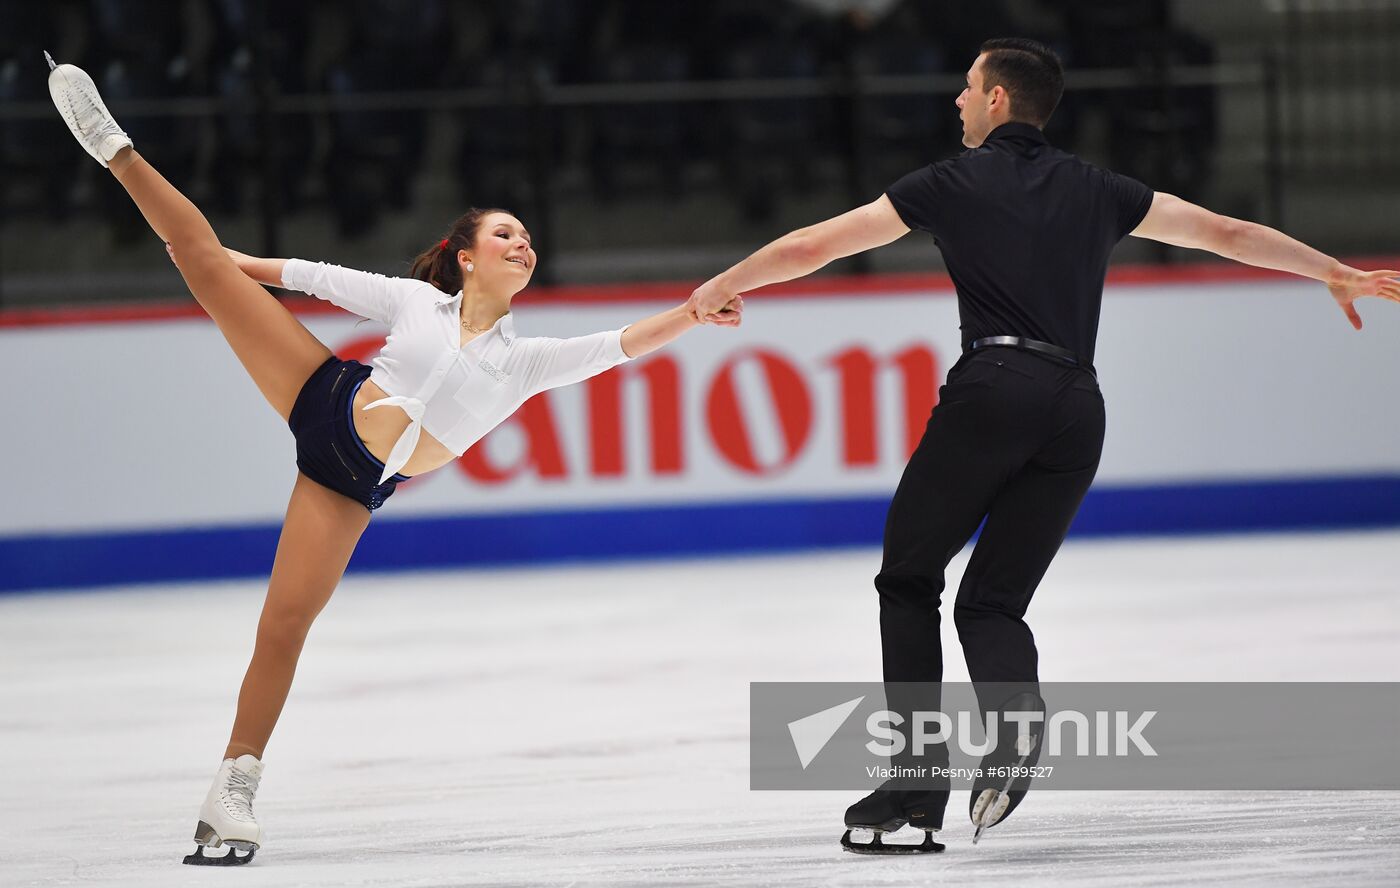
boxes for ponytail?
[409,207,513,293]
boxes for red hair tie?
[440,239,450,251]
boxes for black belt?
[968,336,1094,374]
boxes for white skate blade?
[971,732,1039,845]
[970,789,1011,844]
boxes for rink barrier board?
[6,259,1400,593]
[2,474,1398,594]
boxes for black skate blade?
[183,844,255,866]
[841,828,944,855]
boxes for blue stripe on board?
[2,475,1398,594]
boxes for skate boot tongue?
[230,754,263,776]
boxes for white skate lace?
[58,75,123,142]
[219,768,261,822]
[74,93,119,140]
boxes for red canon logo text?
[337,335,939,485]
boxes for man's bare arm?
[1130,192,1400,329]
[687,195,911,322]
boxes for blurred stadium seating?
[2,0,1398,306]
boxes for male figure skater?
[687,37,1399,851]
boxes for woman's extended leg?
[224,472,372,759]
[107,148,330,421]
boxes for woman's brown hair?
[408,207,513,293]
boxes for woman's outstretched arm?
[620,298,741,358]
[166,245,286,287]
[522,299,742,395]
[224,249,287,288]
[193,248,413,326]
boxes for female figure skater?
[45,55,741,866]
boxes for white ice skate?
[184,754,264,866]
[44,51,132,168]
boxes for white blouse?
[282,259,632,483]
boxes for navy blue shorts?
[288,357,409,512]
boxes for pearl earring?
[465,262,474,272]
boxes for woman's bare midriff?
[350,378,458,478]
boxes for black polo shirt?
[886,122,1154,364]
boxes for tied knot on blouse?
[361,394,426,484]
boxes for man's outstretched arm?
[1130,192,1400,329]
[687,195,911,322]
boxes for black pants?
[877,345,1106,687]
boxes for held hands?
[1328,265,1400,330]
[704,295,744,327]
[687,278,744,326]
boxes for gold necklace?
[461,318,490,334]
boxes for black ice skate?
[970,691,1045,845]
[840,788,947,855]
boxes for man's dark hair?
[978,38,1064,128]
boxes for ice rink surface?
[3,529,1399,887]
